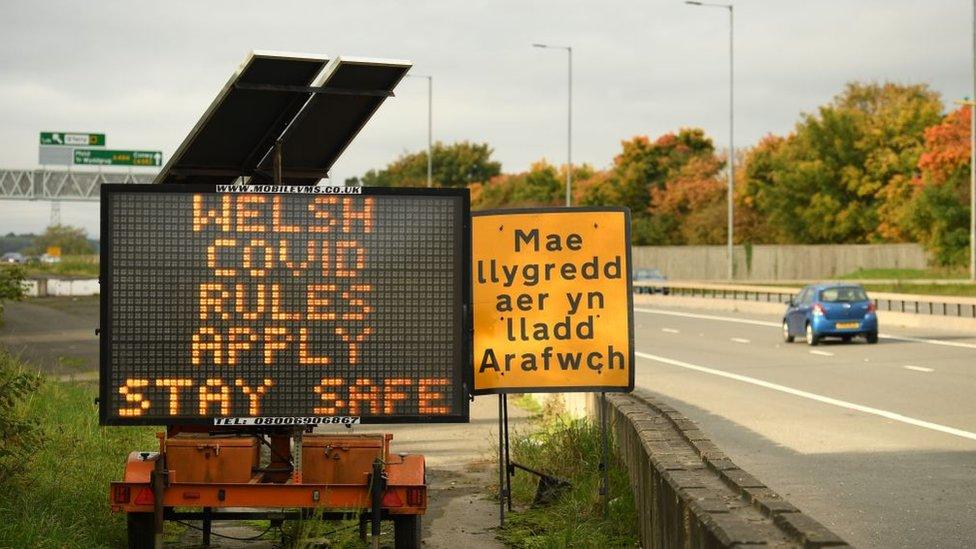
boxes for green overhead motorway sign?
[74,148,162,167]
[40,132,106,146]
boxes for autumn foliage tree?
[904,105,973,265]
[740,82,943,244]
[353,141,501,188]
[576,129,726,244]
[471,162,593,210]
[352,80,970,264]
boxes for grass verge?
[839,267,968,280]
[0,349,160,548]
[499,414,638,548]
[24,255,100,278]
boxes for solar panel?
[253,57,412,185]
[155,51,329,185]
[155,52,411,186]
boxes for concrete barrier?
[590,390,849,548]
[633,243,927,281]
[23,277,99,297]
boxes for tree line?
[349,81,972,267]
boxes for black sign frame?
[99,184,472,426]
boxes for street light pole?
[407,74,434,188]
[533,43,573,207]
[963,0,976,282]
[686,1,735,280]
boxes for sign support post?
[599,391,609,518]
[504,393,513,512]
[498,395,506,526]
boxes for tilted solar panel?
[253,57,412,185]
[155,52,411,186]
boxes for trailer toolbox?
[302,434,388,485]
[165,435,260,483]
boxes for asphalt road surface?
[633,304,976,549]
[0,296,99,375]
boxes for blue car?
[782,283,878,346]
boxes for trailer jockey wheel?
[126,512,153,549]
[394,515,422,549]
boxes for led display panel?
[100,185,471,425]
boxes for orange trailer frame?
[110,427,426,548]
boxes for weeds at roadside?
[280,509,379,548]
[497,413,638,548]
[510,393,543,416]
[0,349,159,548]
[24,255,100,278]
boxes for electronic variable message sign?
[100,185,470,425]
[472,208,634,394]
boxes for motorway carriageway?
[633,305,976,549]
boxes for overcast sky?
[0,0,971,236]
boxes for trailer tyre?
[126,512,154,549]
[394,515,422,549]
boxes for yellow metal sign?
[472,208,634,394]
[46,246,62,258]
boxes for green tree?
[0,264,27,323]
[740,82,943,244]
[356,141,501,188]
[27,225,94,256]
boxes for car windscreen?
[819,287,868,303]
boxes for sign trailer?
[102,52,457,549]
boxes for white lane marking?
[877,333,976,350]
[662,328,680,334]
[636,307,778,327]
[636,351,976,443]
[809,350,834,357]
[904,365,935,373]
[635,308,976,350]
[730,337,751,344]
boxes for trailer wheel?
[126,512,154,549]
[394,515,421,549]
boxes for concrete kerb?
[591,389,849,548]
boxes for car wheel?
[782,320,794,343]
[866,331,878,344]
[805,323,819,346]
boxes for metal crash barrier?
[634,280,976,319]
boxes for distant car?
[1,252,26,264]
[634,268,669,295]
[783,283,878,346]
